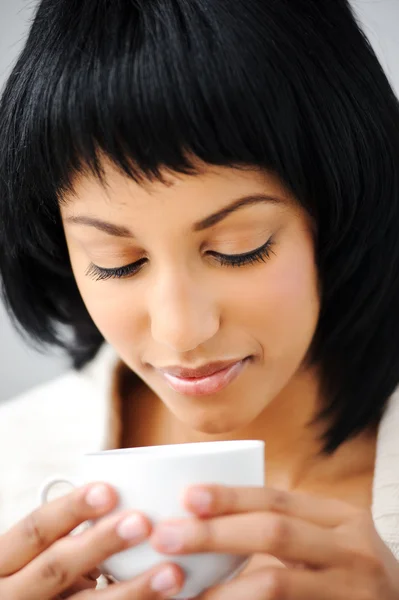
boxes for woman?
[1,0,399,597]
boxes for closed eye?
[208,239,274,267]
[86,258,147,281]
[86,239,274,281]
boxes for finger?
[0,483,118,576]
[197,566,350,600]
[58,575,98,597]
[184,485,358,527]
[73,563,184,599]
[152,512,341,568]
[8,510,152,600]
[86,568,102,581]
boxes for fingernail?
[86,484,111,508]
[151,566,178,594]
[186,487,213,514]
[116,514,148,541]
[154,525,183,552]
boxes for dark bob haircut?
[1,0,399,454]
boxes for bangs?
[15,0,329,207]
[2,0,399,453]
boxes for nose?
[148,269,220,353]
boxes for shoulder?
[0,368,96,428]
[0,343,117,447]
[373,387,399,559]
[0,345,118,532]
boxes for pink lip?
[158,359,249,396]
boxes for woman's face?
[61,162,320,434]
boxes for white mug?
[41,440,265,599]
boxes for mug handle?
[40,476,76,505]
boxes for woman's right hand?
[0,482,184,599]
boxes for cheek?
[225,236,319,352]
[256,240,320,350]
[69,251,142,346]
[269,252,319,315]
[88,292,142,349]
[89,295,138,344]
[68,228,319,358]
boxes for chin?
[168,400,260,436]
[194,423,234,435]
[185,412,250,436]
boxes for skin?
[2,160,392,598]
[152,484,399,599]
[0,482,183,599]
[62,162,320,443]
[61,160,375,498]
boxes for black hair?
[1,0,399,454]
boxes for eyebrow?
[193,194,282,231]
[65,194,282,238]
[65,215,134,238]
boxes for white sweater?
[1,345,399,560]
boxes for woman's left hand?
[151,485,399,599]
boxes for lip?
[156,358,250,396]
[158,359,246,379]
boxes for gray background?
[0,0,399,402]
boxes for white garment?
[1,344,399,561]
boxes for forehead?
[62,160,293,213]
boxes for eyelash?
[86,239,274,281]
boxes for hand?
[151,485,399,599]
[0,483,183,599]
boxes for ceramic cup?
[41,440,265,599]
